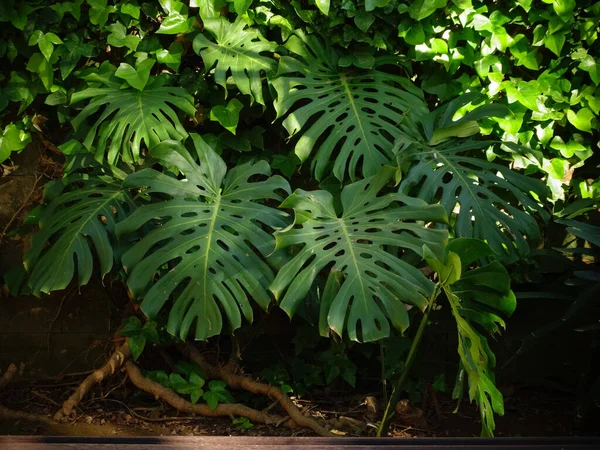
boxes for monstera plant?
[16,3,554,436]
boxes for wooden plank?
[1,436,599,450]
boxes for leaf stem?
[377,283,440,437]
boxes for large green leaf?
[271,31,428,182]
[396,97,548,263]
[116,135,291,341]
[193,17,277,105]
[425,239,516,437]
[25,173,135,296]
[70,64,196,165]
[270,167,448,342]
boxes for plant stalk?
[377,283,440,437]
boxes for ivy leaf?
[115,59,155,91]
[156,41,183,72]
[210,98,244,134]
[169,373,205,404]
[270,167,448,342]
[88,0,114,28]
[146,370,170,387]
[203,380,235,410]
[409,0,448,21]
[58,33,96,79]
[354,13,375,33]
[193,17,277,105]
[366,0,391,11]
[315,0,330,15]
[0,123,31,163]
[544,32,565,57]
[106,22,141,52]
[121,2,141,19]
[26,53,53,91]
[116,135,291,341]
[567,108,595,133]
[234,0,252,15]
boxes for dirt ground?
[1,370,599,439]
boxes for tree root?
[184,343,335,437]
[125,360,296,429]
[0,363,17,390]
[54,341,131,420]
[0,406,54,425]
[1,363,54,425]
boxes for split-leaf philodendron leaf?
[71,64,196,165]
[193,17,277,105]
[272,31,428,182]
[270,166,448,342]
[116,135,291,341]
[25,173,135,296]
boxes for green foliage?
[193,16,277,105]
[116,135,290,341]
[396,97,549,263]
[120,317,160,360]
[271,166,448,342]
[70,63,196,165]
[272,31,428,181]
[424,239,516,436]
[24,167,135,296]
[5,0,598,438]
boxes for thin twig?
[0,172,42,246]
[47,286,77,353]
[31,390,62,407]
[87,398,199,423]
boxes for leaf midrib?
[338,217,367,310]
[202,192,222,330]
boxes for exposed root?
[125,360,295,428]
[1,363,54,425]
[0,406,54,425]
[0,363,18,390]
[185,344,335,437]
[54,341,131,420]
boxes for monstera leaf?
[193,17,277,105]
[25,172,135,296]
[271,31,428,182]
[425,238,516,437]
[270,167,448,342]
[71,64,196,165]
[116,135,291,341]
[396,98,548,263]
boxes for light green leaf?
[26,53,53,90]
[315,0,330,15]
[210,98,244,134]
[234,0,252,14]
[115,59,155,90]
[409,0,448,21]
[107,22,141,51]
[156,41,183,72]
[121,2,141,19]
[157,13,194,34]
[567,108,595,133]
[544,32,565,57]
[271,167,448,342]
[116,136,291,341]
